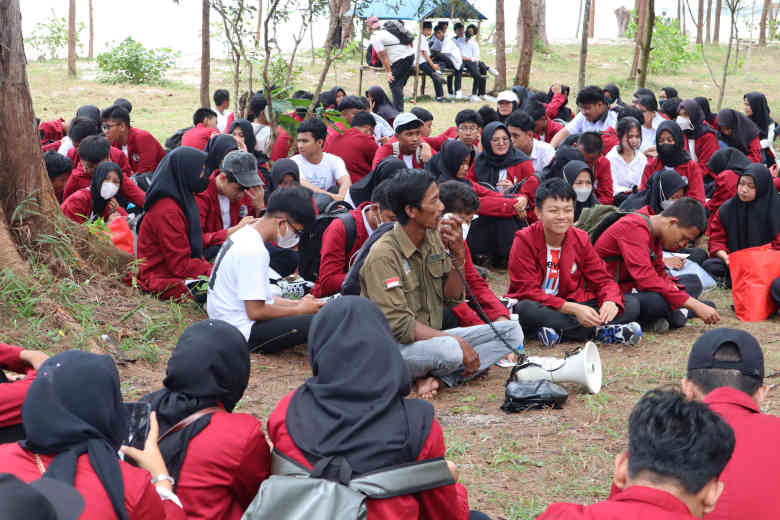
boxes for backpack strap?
[338,213,358,257]
[158,406,222,443]
[349,457,456,499]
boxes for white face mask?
[276,221,300,249]
[676,116,693,131]
[574,187,593,203]
[660,199,675,210]
[461,222,470,241]
[100,181,119,200]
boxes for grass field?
[12,42,780,519]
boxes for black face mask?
[657,143,676,158]
[604,95,613,105]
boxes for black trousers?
[772,277,780,306]
[679,247,708,266]
[462,60,485,96]
[634,273,702,327]
[431,54,462,94]
[467,215,521,262]
[389,55,414,112]
[267,244,299,278]
[513,295,641,341]
[418,62,444,98]
[702,257,728,279]
[248,315,313,353]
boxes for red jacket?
[42,139,62,152]
[506,221,624,310]
[702,387,780,520]
[641,158,706,204]
[468,164,539,223]
[706,210,780,255]
[114,127,166,174]
[545,92,567,120]
[594,213,689,310]
[64,148,143,208]
[747,136,763,163]
[181,123,220,151]
[451,242,510,326]
[601,127,619,155]
[538,486,696,519]
[61,188,128,224]
[325,128,379,183]
[0,443,185,520]
[66,145,133,180]
[137,197,212,300]
[689,130,719,178]
[194,172,251,248]
[705,170,738,224]
[534,118,564,144]
[39,118,65,144]
[423,127,458,152]
[587,155,614,205]
[176,411,270,520]
[0,344,36,429]
[372,142,430,169]
[311,203,371,297]
[268,391,470,520]
[270,114,305,161]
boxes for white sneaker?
[488,66,499,77]
[482,94,496,102]
[469,95,481,102]
[455,90,464,99]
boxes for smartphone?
[123,402,151,450]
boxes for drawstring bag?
[729,244,780,321]
[107,217,134,254]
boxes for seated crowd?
[15,65,780,518]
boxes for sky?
[20,0,741,64]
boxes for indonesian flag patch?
[385,277,401,289]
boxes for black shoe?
[473,254,490,267]
[435,97,453,103]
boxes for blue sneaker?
[595,322,642,345]
[537,327,561,347]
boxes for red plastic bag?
[729,244,780,322]
[107,217,134,254]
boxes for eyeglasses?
[458,125,480,134]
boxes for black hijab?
[473,122,530,186]
[680,99,716,140]
[604,83,623,106]
[656,120,691,167]
[717,109,760,155]
[718,163,780,252]
[367,86,398,123]
[543,145,585,180]
[90,161,122,220]
[228,119,257,155]
[21,351,128,520]
[744,92,774,140]
[205,134,239,174]
[143,146,208,259]
[286,296,434,475]
[426,139,472,183]
[349,156,405,206]
[562,160,598,220]
[695,97,716,125]
[142,320,249,487]
[661,87,678,100]
[707,148,752,175]
[270,158,301,190]
[623,168,688,214]
[660,97,681,120]
[76,105,101,123]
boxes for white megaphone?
[513,341,602,394]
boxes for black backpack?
[382,20,414,46]
[299,200,358,282]
[340,221,395,295]
[165,126,193,152]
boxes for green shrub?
[27,12,85,60]
[96,37,178,84]
[626,12,698,74]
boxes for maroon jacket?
[468,160,539,223]
[194,172,252,248]
[64,147,144,207]
[705,170,738,221]
[114,126,166,174]
[325,128,379,183]
[0,344,36,429]
[372,142,429,170]
[746,136,763,163]
[311,203,371,297]
[60,188,128,224]
[594,213,689,310]
[545,92,567,120]
[181,123,220,151]
[707,210,780,255]
[268,391,470,520]
[539,486,696,519]
[270,114,305,161]
[66,145,133,179]
[534,118,564,144]
[175,411,270,520]
[137,197,212,300]
[451,242,510,326]
[506,221,624,310]
[587,155,615,205]
[703,387,780,520]
[641,157,706,204]
[686,129,719,179]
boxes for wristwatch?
[151,474,175,487]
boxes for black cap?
[688,328,764,379]
[0,474,85,520]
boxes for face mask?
[276,221,300,249]
[604,95,613,105]
[657,143,676,158]
[100,181,119,200]
[461,222,470,241]
[574,187,592,203]
[676,116,693,131]
[660,199,675,210]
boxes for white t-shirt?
[607,145,648,194]
[412,35,431,66]
[121,144,129,158]
[217,109,233,133]
[251,122,271,154]
[207,225,274,341]
[57,136,74,156]
[370,29,413,64]
[565,110,618,135]
[372,113,395,143]
[218,194,231,230]
[453,36,468,54]
[461,38,480,61]
[543,246,562,295]
[402,154,414,168]
[530,139,555,172]
[291,153,349,191]
[439,36,463,70]
[639,112,665,151]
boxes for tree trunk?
[533,0,548,47]
[495,0,507,91]
[629,0,647,80]
[88,0,94,59]
[578,0,591,91]
[67,0,76,76]
[615,6,631,37]
[718,11,736,110]
[759,0,771,45]
[588,0,596,38]
[706,0,712,42]
[200,0,211,108]
[255,0,262,48]
[307,0,347,119]
[713,0,722,43]
[697,0,704,43]
[637,0,655,87]
[515,0,534,86]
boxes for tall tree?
[88,0,94,59]
[718,0,743,109]
[706,0,712,42]
[588,0,596,37]
[629,0,647,80]
[67,0,76,76]
[637,0,655,87]
[533,0,548,47]
[696,0,704,43]
[201,0,211,108]
[515,0,534,86]
[578,0,591,91]
[713,0,722,42]
[759,0,771,45]
[495,0,507,91]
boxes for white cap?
[393,112,423,133]
[497,90,519,103]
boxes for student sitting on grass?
[322,110,378,184]
[181,108,219,151]
[61,161,127,224]
[291,119,351,201]
[44,150,73,202]
[640,121,705,203]
[101,104,166,174]
[0,343,48,444]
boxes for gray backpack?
[242,450,456,520]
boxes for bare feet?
[413,377,440,399]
